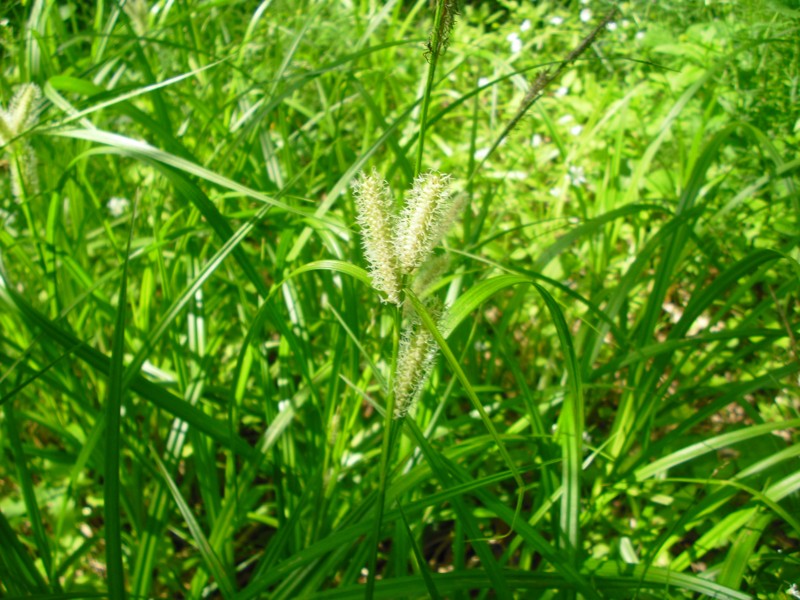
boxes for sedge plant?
[353,167,454,597]
[1,1,799,598]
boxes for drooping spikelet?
[8,148,39,201]
[395,172,453,274]
[393,308,439,418]
[353,169,402,305]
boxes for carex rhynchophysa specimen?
[357,165,456,600]
[353,168,454,417]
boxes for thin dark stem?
[467,8,619,185]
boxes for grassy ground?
[1,0,799,598]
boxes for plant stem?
[415,0,448,178]
[365,304,402,599]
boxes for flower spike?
[353,169,402,305]
[395,171,453,274]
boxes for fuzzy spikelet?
[7,84,40,135]
[353,169,402,305]
[393,311,438,418]
[8,148,39,201]
[0,84,41,202]
[0,112,13,146]
[395,172,453,273]
[412,254,450,296]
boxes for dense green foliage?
[1,0,799,598]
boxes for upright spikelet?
[7,84,40,134]
[353,169,402,305]
[393,309,439,418]
[395,172,453,273]
[0,83,41,202]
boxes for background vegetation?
[1,0,799,598]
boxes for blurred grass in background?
[0,0,799,598]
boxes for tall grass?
[1,1,798,598]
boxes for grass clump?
[1,1,799,599]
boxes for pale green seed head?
[1,84,42,202]
[395,171,453,274]
[0,111,13,146]
[411,254,450,296]
[394,299,443,418]
[353,169,402,305]
[393,320,436,418]
[7,83,41,136]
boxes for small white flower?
[550,16,564,26]
[568,165,586,187]
[531,133,543,147]
[662,302,683,323]
[580,0,590,4]
[635,31,646,40]
[621,19,631,28]
[580,8,592,22]
[557,114,574,125]
[688,315,711,337]
[107,196,130,217]
[549,187,561,197]
[0,18,9,27]
[506,32,522,53]
[278,399,291,413]
[606,21,618,31]
[570,124,583,136]
[789,583,800,599]
[478,77,490,87]
[474,340,490,352]
[520,19,531,32]
[474,147,490,160]
[555,86,569,97]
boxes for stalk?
[365,303,402,599]
[415,0,458,177]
